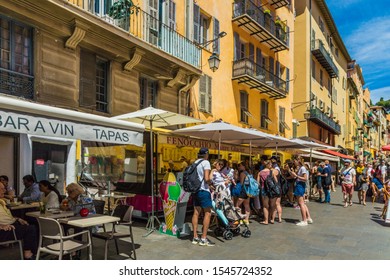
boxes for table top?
[59,214,120,228]
[26,210,75,219]
[8,202,40,210]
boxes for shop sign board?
[0,110,143,146]
[161,135,262,154]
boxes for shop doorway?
[32,142,69,194]
[0,133,18,194]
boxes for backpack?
[243,172,260,197]
[182,159,204,193]
[263,170,281,198]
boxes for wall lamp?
[198,31,227,72]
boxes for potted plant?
[108,0,135,31]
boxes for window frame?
[139,76,158,109]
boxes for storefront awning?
[0,96,144,146]
[299,149,339,162]
[321,149,355,160]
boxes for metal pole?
[249,140,252,169]
[309,148,313,199]
[218,130,221,159]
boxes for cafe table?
[26,210,75,219]
[59,214,120,228]
[8,202,40,211]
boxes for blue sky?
[326,0,390,104]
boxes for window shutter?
[193,4,200,43]
[168,0,176,29]
[207,75,212,113]
[286,25,290,46]
[213,18,220,54]
[79,50,96,108]
[234,32,240,61]
[286,67,290,92]
[256,48,262,66]
[269,57,274,75]
[139,77,147,109]
[199,75,207,111]
[249,43,254,61]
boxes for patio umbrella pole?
[144,120,160,237]
[218,130,221,159]
[249,140,252,170]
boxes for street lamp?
[198,31,227,72]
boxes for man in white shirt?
[380,161,387,183]
[191,148,215,247]
[340,159,356,208]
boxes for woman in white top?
[39,180,62,210]
[290,158,313,226]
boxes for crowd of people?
[190,147,390,246]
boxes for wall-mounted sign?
[0,110,143,145]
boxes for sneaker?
[192,237,200,245]
[296,221,308,226]
[199,238,215,247]
[294,205,300,209]
[307,218,313,224]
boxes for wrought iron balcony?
[232,58,287,99]
[308,106,341,134]
[71,2,201,68]
[0,68,34,99]
[270,0,291,9]
[232,0,289,52]
[311,39,339,78]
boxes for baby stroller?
[212,185,251,240]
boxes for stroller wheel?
[242,229,251,238]
[223,230,233,240]
[232,227,240,235]
[214,227,224,237]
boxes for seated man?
[19,175,41,203]
[0,182,38,259]
[371,172,384,198]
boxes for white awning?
[0,96,144,146]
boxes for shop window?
[79,50,109,113]
[260,99,270,129]
[0,16,34,99]
[240,91,250,124]
[139,76,158,109]
[199,74,212,113]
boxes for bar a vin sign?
[0,110,138,145]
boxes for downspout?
[309,0,312,140]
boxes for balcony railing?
[308,106,341,134]
[69,2,201,68]
[311,39,339,78]
[270,0,291,9]
[232,0,289,52]
[232,58,287,99]
[0,68,34,99]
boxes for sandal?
[349,202,353,206]
[270,220,274,224]
[260,221,268,225]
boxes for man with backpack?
[190,148,215,246]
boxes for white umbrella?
[112,106,202,236]
[173,120,272,158]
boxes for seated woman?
[39,180,62,210]
[0,182,37,259]
[60,183,96,215]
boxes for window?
[260,99,270,129]
[213,18,220,54]
[139,76,158,109]
[342,97,345,112]
[311,59,316,79]
[0,16,34,99]
[320,69,323,87]
[342,77,346,90]
[335,48,339,57]
[148,0,159,45]
[310,92,317,108]
[199,74,212,113]
[332,87,337,104]
[79,50,109,113]
[200,15,209,45]
[194,4,209,46]
[92,0,112,17]
[279,107,289,134]
[165,0,176,29]
[319,16,324,32]
[328,78,331,94]
[240,91,249,123]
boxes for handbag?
[231,182,242,197]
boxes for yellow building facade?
[293,0,350,148]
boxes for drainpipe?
[309,0,312,139]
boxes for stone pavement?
[1,187,389,260]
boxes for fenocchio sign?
[0,110,142,145]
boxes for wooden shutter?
[286,25,290,46]
[249,43,254,61]
[169,0,176,29]
[234,32,240,61]
[286,67,290,92]
[213,18,220,54]
[193,4,200,43]
[79,50,96,107]
[256,48,262,66]
[199,75,206,111]
[139,77,147,109]
[207,75,212,113]
[269,57,274,75]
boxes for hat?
[344,159,352,163]
[198,147,209,155]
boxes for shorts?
[317,180,323,189]
[356,183,369,192]
[342,184,354,195]
[238,185,249,199]
[193,190,212,209]
[294,181,306,197]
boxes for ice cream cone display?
[159,172,187,236]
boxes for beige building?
[293,0,351,148]
[346,61,365,157]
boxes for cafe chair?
[92,204,136,260]
[93,199,106,215]
[36,217,93,260]
[0,229,23,260]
